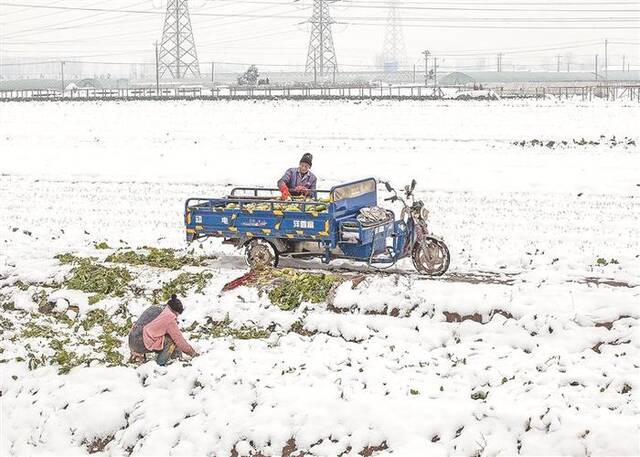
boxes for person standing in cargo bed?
[278,153,317,199]
[128,294,198,365]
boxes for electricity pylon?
[382,0,406,72]
[159,0,200,79]
[305,0,338,76]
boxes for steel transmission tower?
[159,0,200,79]
[382,0,406,72]
[305,0,338,76]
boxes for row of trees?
[237,65,270,86]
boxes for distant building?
[439,71,640,85]
[0,77,129,91]
[383,61,400,73]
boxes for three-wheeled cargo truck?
[184,178,450,275]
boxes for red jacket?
[143,306,194,355]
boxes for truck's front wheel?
[412,237,450,276]
[245,239,279,269]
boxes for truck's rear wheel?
[412,237,450,276]
[245,239,279,269]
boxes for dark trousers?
[128,318,182,366]
[156,337,182,366]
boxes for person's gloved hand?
[294,186,309,196]
[279,183,290,200]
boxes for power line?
[4,0,132,26]
[2,2,638,16]
[344,17,640,22]
[2,0,301,39]
[2,1,638,67]
[3,56,634,71]
[208,0,640,4]
[432,40,603,56]
[7,13,635,41]
[208,0,640,10]
[2,6,310,48]
[2,1,154,39]
[2,1,637,41]
[336,21,640,29]
[1,40,635,68]
[198,28,302,48]
[343,0,640,5]
[0,3,309,18]
[339,3,640,13]
[0,0,66,19]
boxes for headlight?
[420,207,429,220]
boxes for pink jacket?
[143,306,194,355]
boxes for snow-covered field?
[1,99,639,456]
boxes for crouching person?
[128,294,198,365]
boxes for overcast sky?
[1,0,638,71]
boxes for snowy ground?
[0,99,639,456]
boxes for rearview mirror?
[410,179,417,191]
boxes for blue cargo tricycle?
[184,178,450,275]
